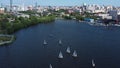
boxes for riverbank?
[0,35,15,46]
[0,14,55,45]
[0,14,55,34]
[85,21,120,27]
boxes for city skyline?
[0,0,120,6]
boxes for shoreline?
[84,21,120,27]
[0,35,15,46]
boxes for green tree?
[75,15,84,21]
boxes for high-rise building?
[10,0,13,12]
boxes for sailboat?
[92,59,95,67]
[66,46,71,53]
[58,51,63,59]
[43,40,47,45]
[72,50,77,57]
[59,40,62,44]
[49,64,53,68]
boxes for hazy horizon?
[0,0,120,7]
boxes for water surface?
[0,19,120,68]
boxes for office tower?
[10,0,12,12]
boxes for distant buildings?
[85,4,106,13]
[1,3,120,23]
[4,5,26,12]
[97,14,112,19]
[27,5,33,11]
[0,7,5,14]
[16,13,30,18]
[108,10,120,22]
[118,15,120,22]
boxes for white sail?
[59,40,62,44]
[43,40,47,45]
[49,64,52,68]
[58,51,63,59]
[66,46,71,53]
[92,59,95,67]
[72,50,77,57]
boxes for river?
[0,19,120,68]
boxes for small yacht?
[59,40,62,44]
[92,59,95,67]
[43,40,47,45]
[58,51,63,59]
[49,64,52,68]
[66,46,71,53]
[72,50,77,57]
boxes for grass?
[0,36,11,42]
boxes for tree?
[75,15,84,21]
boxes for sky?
[0,0,120,6]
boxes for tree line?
[0,14,55,34]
